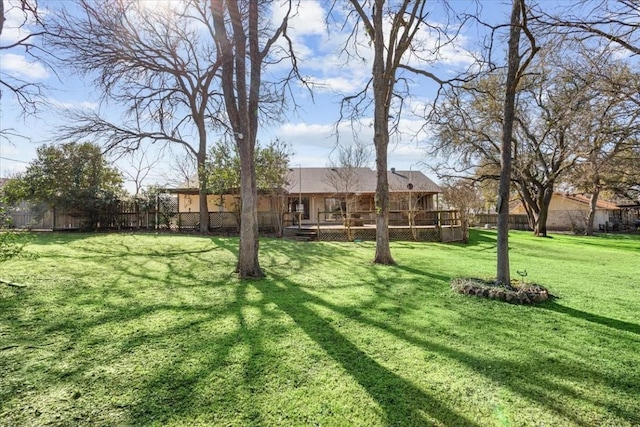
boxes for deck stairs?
[293,229,317,241]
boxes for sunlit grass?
[1,230,638,426]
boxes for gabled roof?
[171,167,442,195]
[283,167,441,194]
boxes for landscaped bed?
[1,230,638,426]
[451,277,551,304]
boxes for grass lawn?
[1,229,639,426]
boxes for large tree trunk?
[371,0,394,265]
[533,187,553,237]
[373,143,394,264]
[534,206,548,237]
[497,0,523,285]
[237,139,263,277]
[211,0,264,278]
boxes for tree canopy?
[3,142,123,229]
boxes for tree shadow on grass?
[259,275,481,427]
[260,274,640,426]
[537,300,640,336]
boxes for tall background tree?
[433,50,589,237]
[562,51,640,235]
[50,0,223,234]
[337,0,470,265]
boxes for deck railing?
[316,209,461,227]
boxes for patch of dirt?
[451,277,550,304]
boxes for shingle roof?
[174,167,441,194]
[284,167,441,194]
[560,193,620,210]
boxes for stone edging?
[451,278,550,304]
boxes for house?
[167,167,450,236]
[511,192,622,232]
[283,167,442,225]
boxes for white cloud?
[0,53,49,80]
[275,114,436,174]
[47,97,98,111]
[272,0,327,37]
[0,0,42,45]
[306,75,368,94]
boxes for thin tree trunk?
[197,149,209,234]
[497,0,523,285]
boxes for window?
[289,197,309,220]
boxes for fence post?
[155,193,159,231]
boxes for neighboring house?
[613,200,640,229]
[512,192,622,231]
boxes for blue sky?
[0,0,513,192]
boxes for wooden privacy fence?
[6,200,283,233]
[474,214,530,230]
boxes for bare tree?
[211,0,301,278]
[441,179,484,243]
[325,142,371,240]
[336,0,471,265]
[0,0,49,128]
[563,53,640,235]
[388,168,434,241]
[537,1,639,55]
[433,54,582,239]
[50,0,223,234]
[121,144,163,198]
[162,148,197,189]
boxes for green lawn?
[1,230,638,426]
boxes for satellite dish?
[407,183,414,190]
